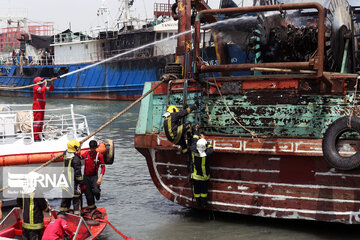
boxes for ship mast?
[124,0,130,30]
[97,0,112,30]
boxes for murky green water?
[1,96,359,240]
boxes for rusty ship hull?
[136,134,360,224]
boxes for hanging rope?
[206,71,259,138]
[348,75,360,128]
[0,79,166,193]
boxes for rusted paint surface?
[151,81,360,137]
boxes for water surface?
[1,96,359,240]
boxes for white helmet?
[196,138,207,157]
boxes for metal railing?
[0,104,90,144]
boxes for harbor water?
[1,96,360,240]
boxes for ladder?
[351,6,360,73]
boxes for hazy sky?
[0,0,358,34]
[0,0,220,33]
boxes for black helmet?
[89,140,98,149]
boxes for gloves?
[190,104,197,111]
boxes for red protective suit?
[81,150,106,176]
[32,77,54,140]
[41,218,74,240]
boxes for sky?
[0,0,220,34]
[0,0,358,34]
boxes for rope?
[211,74,258,139]
[83,216,143,240]
[348,75,359,128]
[0,79,166,193]
[196,56,258,138]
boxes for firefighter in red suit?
[32,77,54,141]
[42,212,74,240]
[81,140,105,210]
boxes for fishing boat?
[0,207,108,239]
[0,0,177,100]
[134,0,360,224]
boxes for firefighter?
[191,125,214,208]
[42,212,74,240]
[60,139,83,216]
[32,76,54,141]
[162,104,197,154]
[17,187,50,240]
[81,140,105,211]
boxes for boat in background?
[0,103,114,166]
[0,0,177,100]
[0,103,93,166]
[0,207,108,239]
[135,0,360,224]
[0,103,114,207]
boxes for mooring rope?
[83,215,143,240]
[347,75,360,129]
[0,79,166,193]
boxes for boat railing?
[3,54,55,66]
[53,32,96,45]
[0,207,22,232]
[0,208,93,239]
[72,215,93,239]
[0,104,90,144]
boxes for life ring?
[171,2,178,20]
[97,139,114,165]
[322,116,360,170]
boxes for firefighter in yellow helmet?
[162,104,197,154]
[60,139,83,215]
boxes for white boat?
[0,104,93,166]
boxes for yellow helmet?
[67,139,80,152]
[167,105,179,113]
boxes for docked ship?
[134,0,360,224]
[0,0,177,100]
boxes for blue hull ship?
[0,56,171,100]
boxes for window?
[163,32,168,39]
[156,33,161,41]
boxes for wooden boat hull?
[135,133,360,224]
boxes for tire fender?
[322,116,360,170]
[103,139,115,165]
